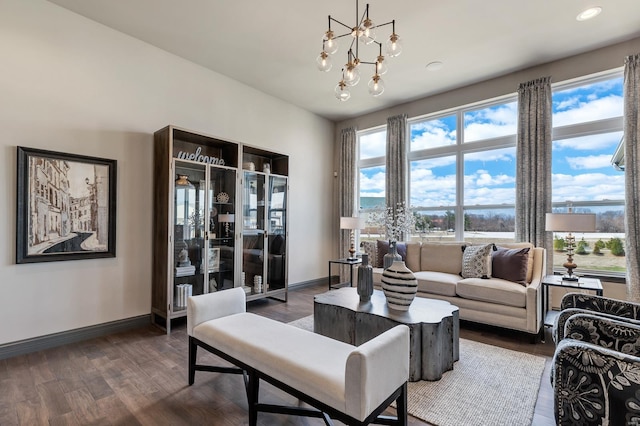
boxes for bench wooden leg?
[396,382,408,426]
[188,336,197,385]
[247,369,260,426]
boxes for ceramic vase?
[383,241,402,269]
[381,260,418,311]
[357,254,374,302]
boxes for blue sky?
[360,76,624,209]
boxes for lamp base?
[561,274,579,282]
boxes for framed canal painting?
[16,147,117,264]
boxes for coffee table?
[314,287,459,381]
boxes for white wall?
[0,0,334,344]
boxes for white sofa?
[361,241,546,336]
[187,288,410,425]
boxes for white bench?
[187,288,410,426]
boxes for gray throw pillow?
[461,244,493,279]
[491,246,530,285]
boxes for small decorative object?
[357,254,374,302]
[216,191,230,203]
[218,213,235,237]
[254,275,263,293]
[243,161,255,171]
[208,247,220,272]
[263,163,271,173]
[367,202,416,269]
[381,260,418,311]
[383,240,402,269]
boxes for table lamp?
[340,216,365,261]
[218,213,235,238]
[545,210,596,281]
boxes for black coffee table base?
[314,288,459,381]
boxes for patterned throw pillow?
[461,244,494,279]
[360,241,378,267]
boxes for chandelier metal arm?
[319,1,400,101]
[328,16,353,33]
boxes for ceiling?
[47,0,640,122]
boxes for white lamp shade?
[545,213,596,232]
[340,216,365,230]
[218,214,235,223]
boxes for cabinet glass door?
[173,162,206,312]
[207,167,236,293]
[267,175,287,292]
[242,171,265,295]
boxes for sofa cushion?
[377,240,407,267]
[413,271,459,297]
[496,242,535,283]
[461,244,493,279]
[492,246,530,285]
[405,242,421,272]
[456,278,527,308]
[421,243,465,274]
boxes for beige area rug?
[288,315,545,426]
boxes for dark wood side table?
[542,274,603,328]
[327,258,361,290]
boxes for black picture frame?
[16,146,117,264]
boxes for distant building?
[29,157,71,247]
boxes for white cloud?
[359,130,386,159]
[554,132,622,151]
[465,147,515,162]
[464,102,517,141]
[566,155,615,170]
[552,172,625,202]
[410,119,455,150]
[553,95,623,126]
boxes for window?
[409,99,518,244]
[355,70,625,278]
[551,73,625,276]
[358,128,386,239]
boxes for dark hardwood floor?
[0,282,557,425]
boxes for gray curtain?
[385,113,408,215]
[515,77,552,271]
[339,127,357,259]
[624,54,640,302]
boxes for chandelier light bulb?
[316,51,332,72]
[360,18,376,44]
[368,74,385,97]
[335,80,351,101]
[322,30,339,55]
[376,55,388,75]
[386,33,403,57]
[343,64,361,87]
[318,2,400,99]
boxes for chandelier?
[316,1,402,101]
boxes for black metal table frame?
[327,258,361,290]
[541,275,603,333]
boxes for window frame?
[549,69,625,279]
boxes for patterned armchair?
[552,292,640,425]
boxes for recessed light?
[576,6,602,21]
[426,61,444,71]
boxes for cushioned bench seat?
[187,288,410,426]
